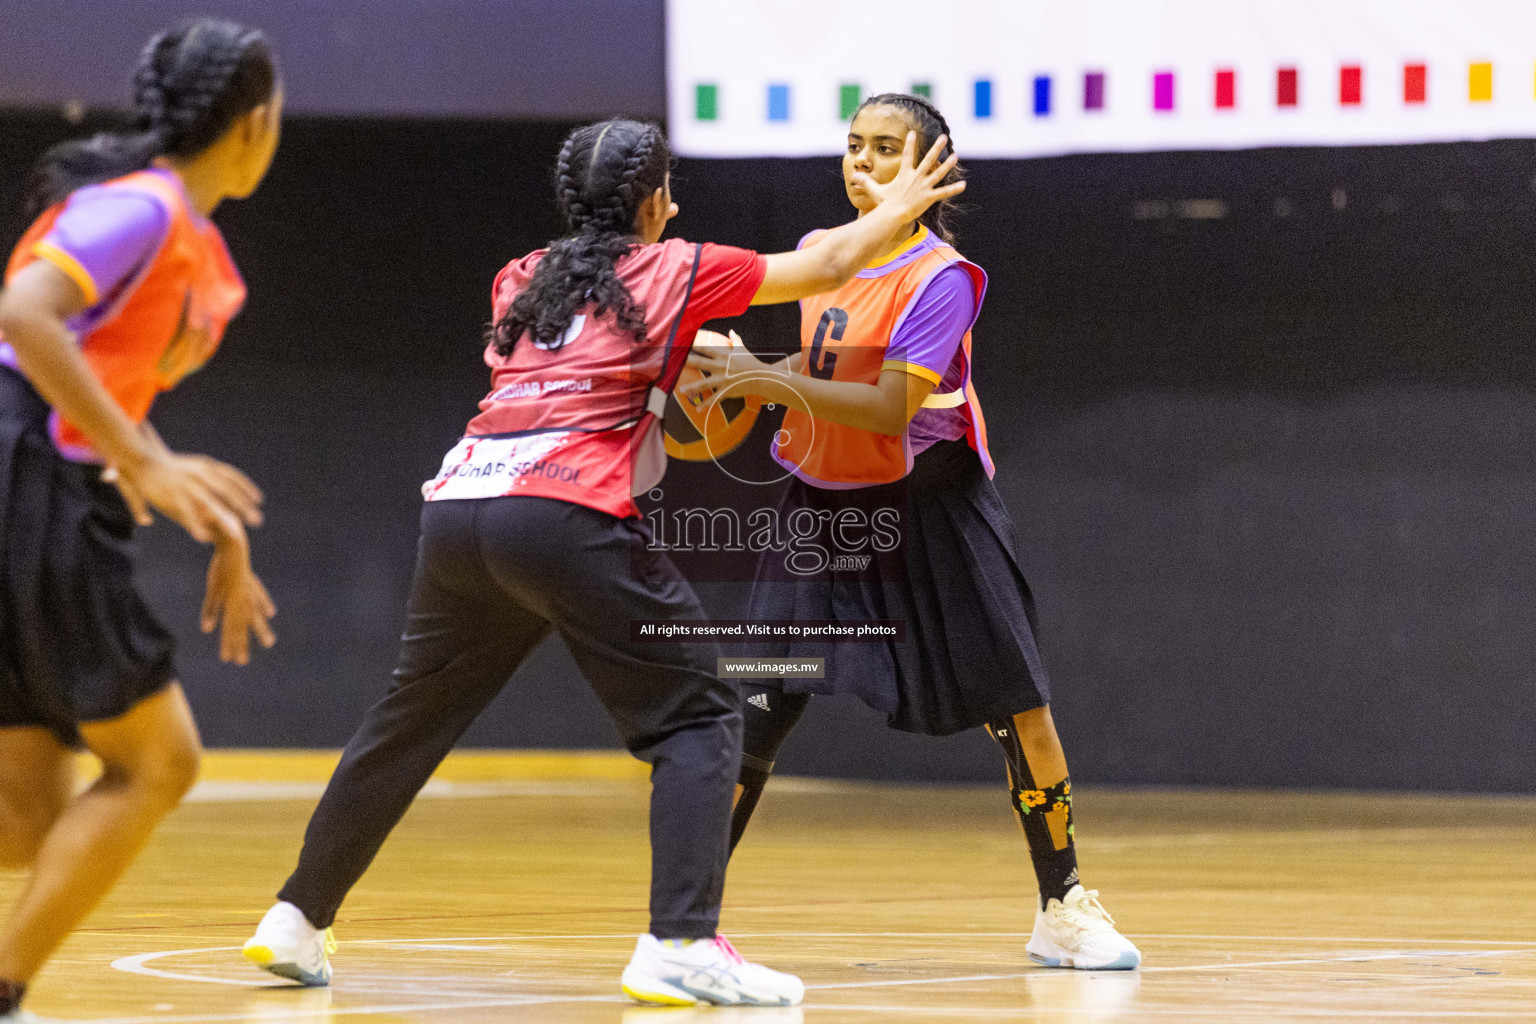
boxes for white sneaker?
[243,901,337,986]
[1,1011,58,1023]
[1026,885,1142,970]
[621,934,805,1006]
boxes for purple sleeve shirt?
[36,186,170,327]
[883,263,976,454]
[0,185,170,373]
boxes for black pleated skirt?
[745,438,1050,735]
[0,367,176,746]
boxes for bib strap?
[646,386,668,419]
[921,388,968,409]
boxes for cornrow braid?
[555,135,591,229]
[614,127,661,210]
[490,120,673,356]
[152,22,265,156]
[131,32,182,145]
[853,91,967,244]
[22,18,276,217]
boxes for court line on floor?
[1139,948,1533,973]
[800,1004,1536,1019]
[111,948,282,989]
[80,1001,1536,1024]
[805,948,1534,988]
[105,939,1533,1022]
[110,932,1536,987]
[64,992,629,1024]
[349,929,1536,951]
[108,928,1536,958]
[1130,932,1536,946]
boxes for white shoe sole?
[1026,938,1141,971]
[621,965,701,1006]
[620,966,798,1007]
[243,940,331,987]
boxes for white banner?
[666,0,1536,158]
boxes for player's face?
[843,105,917,214]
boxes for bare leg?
[0,684,200,984]
[0,727,75,871]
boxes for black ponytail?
[853,92,966,244]
[23,19,276,218]
[489,120,672,357]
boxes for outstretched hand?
[679,330,779,406]
[848,131,965,225]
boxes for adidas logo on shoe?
[747,693,771,712]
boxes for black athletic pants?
[277,495,741,939]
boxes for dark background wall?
[0,0,666,118]
[3,108,1535,790]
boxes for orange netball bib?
[5,169,245,459]
[773,228,993,487]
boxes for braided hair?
[23,19,276,217]
[852,92,966,244]
[490,120,671,356]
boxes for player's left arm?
[681,344,934,436]
[684,264,972,435]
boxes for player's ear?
[662,175,679,221]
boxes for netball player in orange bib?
[684,93,1141,970]
[0,21,280,1019]
[244,119,962,1006]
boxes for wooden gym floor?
[4,751,1535,1022]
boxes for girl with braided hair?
[683,92,1142,971]
[246,117,962,1006]
[0,19,280,1020]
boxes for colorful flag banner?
[667,0,1536,157]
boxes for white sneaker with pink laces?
[621,934,804,1006]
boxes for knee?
[1011,706,1059,747]
[123,736,203,811]
[153,737,202,804]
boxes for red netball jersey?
[3,169,246,460]
[424,237,765,518]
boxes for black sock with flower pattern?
[987,720,1079,910]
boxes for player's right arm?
[749,131,962,306]
[0,260,261,542]
[0,260,276,662]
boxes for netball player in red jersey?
[0,21,280,1020]
[684,93,1141,970]
[244,119,961,1006]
